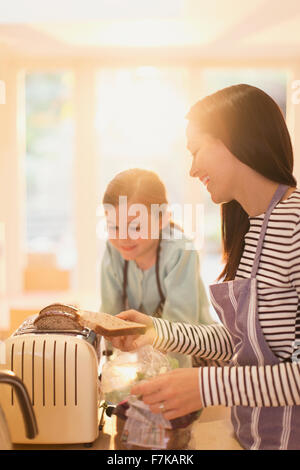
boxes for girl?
[100,168,213,368]
[109,85,300,450]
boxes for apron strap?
[251,184,289,278]
[122,259,129,309]
[122,236,165,311]
[155,237,166,305]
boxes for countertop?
[13,405,243,451]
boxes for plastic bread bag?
[101,345,178,405]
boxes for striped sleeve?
[288,214,300,343]
[152,317,234,362]
[152,317,300,407]
[198,362,300,407]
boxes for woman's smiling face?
[186,121,238,204]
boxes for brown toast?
[77,310,146,336]
[34,303,146,336]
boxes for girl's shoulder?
[160,225,199,268]
[161,224,193,248]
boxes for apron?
[209,184,300,450]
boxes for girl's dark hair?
[187,84,297,281]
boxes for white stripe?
[209,290,234,361]
[280,407,288,450]
[223,367,233,406]
[201,326,219,360]
[228,281,238,311]
[210,324,230,362]
[228,281,244,338]
[177,324,200,356]
[210,366,220,405]
[247,279,263,448]
[209,287,226,325]
[202,367,211,406]
[198,368,205,407]
[159,319,171,350]
[257,366,271,407]
[232,406,241,443]
[247,279,265,366]
[216,366,226,405]
[272,365,286,405]
[250,408,261,450]
[279,407,292,450]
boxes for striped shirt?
[152,189,300,408]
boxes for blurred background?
[1,0,300,335]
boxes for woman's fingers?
[141,389,170,406]
[131,374,165,397]
[109,336,125,350]
[105,310,156,350]
[131,368,202,420]
[121,335,139,351]
[107,335,135,351]
[117,310,153,328]
[133,330,155,348]
[148,401,177,415]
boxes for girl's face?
[106,204,160,262]
[186,122,238,204]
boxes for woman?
[101,168,212,368]
[109,84,300,450]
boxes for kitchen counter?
[13,405,243,451]
[188,406,243,450]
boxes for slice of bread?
[78,310,146,336]
[34,303,84,331]
[34,303,146,336]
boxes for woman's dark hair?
[187,84,297,281]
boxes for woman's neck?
[235,172,295,217]
[134,240,159,271]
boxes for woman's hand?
[105,310,156,351]
[131,368,202,421]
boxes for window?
[96,67,189,205]
[25,72,75,278]
[23,66,288,301]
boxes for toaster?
[0,321,102,446]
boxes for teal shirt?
[100,227,213,367]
